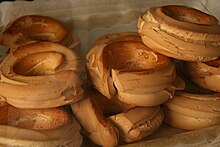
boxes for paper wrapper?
[0,0,220,146]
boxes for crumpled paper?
[0,0,220,146]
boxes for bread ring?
[184,58,220,92]
[0,42,83,108]
[86,32,183,106]
[71,89,164,145]
[163,91,220,130]
[108,105,164,143]
[71,89,119,147]
[0,104,82,146]
[138,5,220,61]
[0,15,80,52]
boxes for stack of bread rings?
[86,32,184,106]
[0,15,83,146]
[74,31,184,146]
[70,5,220,146]
[138,4,220,132]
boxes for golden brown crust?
[0,105,70,130]
[0,15,74,52]
[0,105,83,146]
[3,15,68,41]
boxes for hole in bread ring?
[103,41,170,71]
[0,42,83,108]
[13,52,64,76]
[161,5,218,25]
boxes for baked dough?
[0,104,82,146]
[184,58,220,92]
[164,91,220,130]
[0,42,83,108]
[0,15,80,52]
[86,32,184,106]
[72,89,164,145]
[138,5,220,61]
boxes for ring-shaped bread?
[163,91,220,130]
[71,89,164,145]
[138,5,220,61]
[184,58,220,92]
[0,42,83,108]
[0,104,82,146]
[0,15,80,52]
[86,32,183,106]
[71,89,119,147]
